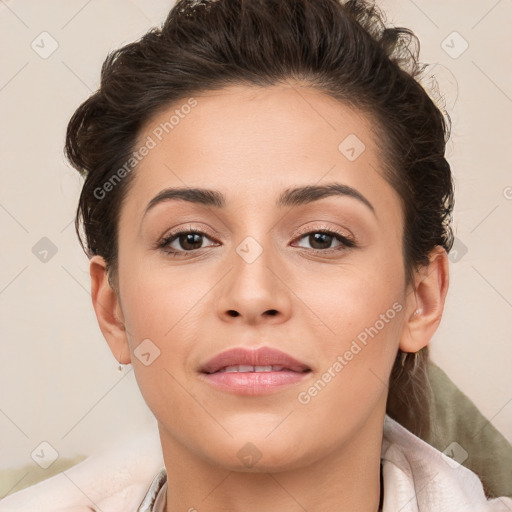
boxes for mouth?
[208,364,310,374]
[199,346,312,395]
[199,346,311,374]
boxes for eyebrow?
[142,182,376,220]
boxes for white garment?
[136,469,167,512]
[2,415,511,511]
[379,415,511,511]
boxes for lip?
[200,346,310,374]
[198,346,312,396]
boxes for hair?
[65,0,454,441]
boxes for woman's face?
[104,84,419,470]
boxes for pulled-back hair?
[65,0,454,440]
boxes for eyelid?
[292,223,356,246]
[156,224,218,248]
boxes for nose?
[216,237,292,325]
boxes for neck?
[159,412,384,512]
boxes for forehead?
[125,84,397,218]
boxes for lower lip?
[200,370,311,395]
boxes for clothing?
[137,469,167,512]
[425,362,512,498]
[2,413,510,511]
[136,415,512,512]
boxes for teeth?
[254,365,272,372]
[219,365,286,373]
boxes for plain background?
[0,0,511,489]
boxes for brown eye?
[294,229,355,252]
[174,232,204,251]
[307,232,335,250]
[158,229,218,257]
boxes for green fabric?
[426,362,512,499]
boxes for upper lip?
[200,346,311,374]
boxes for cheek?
[291,252,405,402]
[119,259,201,343]
[117,265,204,432]
[295,246,405,345]
[292,279,404,447]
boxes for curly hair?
[65,0,454,440]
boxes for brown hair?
[65,0,454,440]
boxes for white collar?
[137,415,512,512]
[381,414,511,511]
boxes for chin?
[199,433,312,473]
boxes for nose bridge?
[217,232,291,322]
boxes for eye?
[157,227,218,257]
[156,225,356,258]
[292,227,356,253]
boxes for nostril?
[227,310,239,317]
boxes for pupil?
[181,233,202,250]
[310,233,331,249]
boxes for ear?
[399,246,450,353]
[90,255,131,364]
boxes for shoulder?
[0,425,163,512]
[382,414,512,511]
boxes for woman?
[3,0,510,510]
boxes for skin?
[90,83,449,512]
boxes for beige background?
[0,0,511,494]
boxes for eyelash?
[156,225,356,258]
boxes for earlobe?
[89,255,131,364]
[399,246,450,353]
